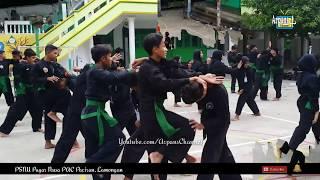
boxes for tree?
[241,0,320,54]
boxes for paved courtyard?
[0,78,319,180]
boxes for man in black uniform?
[181,74,241,180]
[0,49,43,137]
[228,45,240,93]
[278,55,320,172]
[80,44,136,180]
[51,64,94,163]
[233,56,261,121]
[270,48,283,100]
[138,33,207,180]
[0,50,15,106]
[32,44,71,149]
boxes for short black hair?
[91,44,113,63]
[249,44,256,51]
[12,49,21,55]
[241,56,250,64]
[24,48,36,57]
[231,45,238,50]
[181,82,204,104]
[45,44,58,55]
[271,47,279,54]
[143,33,163,56]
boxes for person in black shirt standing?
[233,56,261,121]
[0,49,43,137]
[270,48,283,100]
[32,44,71,149]
[228,45,240,93]
[0,50,15,106]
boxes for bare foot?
[0,132,9,137]
[253,112,261,116]
[45,141,56,149]
[232,115,240,121]
[72,140,80,149]
[273,97,280,101]
[149,152,163,163]
[174,103,181,107]
[34,129,44,133]
[123,176,132,180]
[185,154,198,163]
[47,112,62,123]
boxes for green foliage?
[241,0,320,36]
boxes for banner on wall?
[0,35,35,59]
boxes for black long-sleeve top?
[138,58,190,112]
[208,60,233,76]
[236,67,255,93]
[84,67,136,102]
[199,84,230,134]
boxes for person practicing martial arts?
[233,56,261,121]
[228,45,240,93]
[80,44,136,180]
[208,50,233,77]
[51,64,94,163]
[270,48,283,101]
[32,44,71,149]
[181,74,242,180]
[0,49,43,137]
[0,50,15,106]
[138,33,207,180]
[252,50,270,100]
[277,54,320,172]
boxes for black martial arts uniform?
[0,62,42,134]
[0,59,15,106]
[138,58,195,163]
[252,53,270,100]
[197,85,242,180]
[110,82,137,136]
[32,60,71,141]
[51,64,93,163]
[270,55,283,99]
[228,51,240,92]
[280,55,320,152]
[81,67,136,180]
[279,55,320,173]
[235,65,260,116]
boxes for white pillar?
[128,17,135,68]
[62,3,67,20]
[187,0,192,18]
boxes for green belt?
[305,101,312,110]
[249,63,256,70]
[15,82,33,96]
[154,100,180,138]
[81,99,118,146]
[37,85,46,92]
[0,75,9,93]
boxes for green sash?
[305,101,313,110]
[81,99,118,146]
[249,63,256,70]
[15,83,32,96]
[0,76,8,93]
[154,100,180,138]
[256,70,270,87]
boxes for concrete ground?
[0,78,320,180]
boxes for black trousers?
[51,110,87,163]
[289,97,320,150]
[235,90,260,115]
[230,72,237,92]
[121,127,168,180]
[273,72,283,99]
[197,123,242,180]
[252,75,268,100]
[111,105,137,136]
[81,116,125,180]
[0,78,14,106]
[173,89,181,103]
[41,88,71,140]
[0,92,42,134]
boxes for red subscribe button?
[262,166,288,173]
